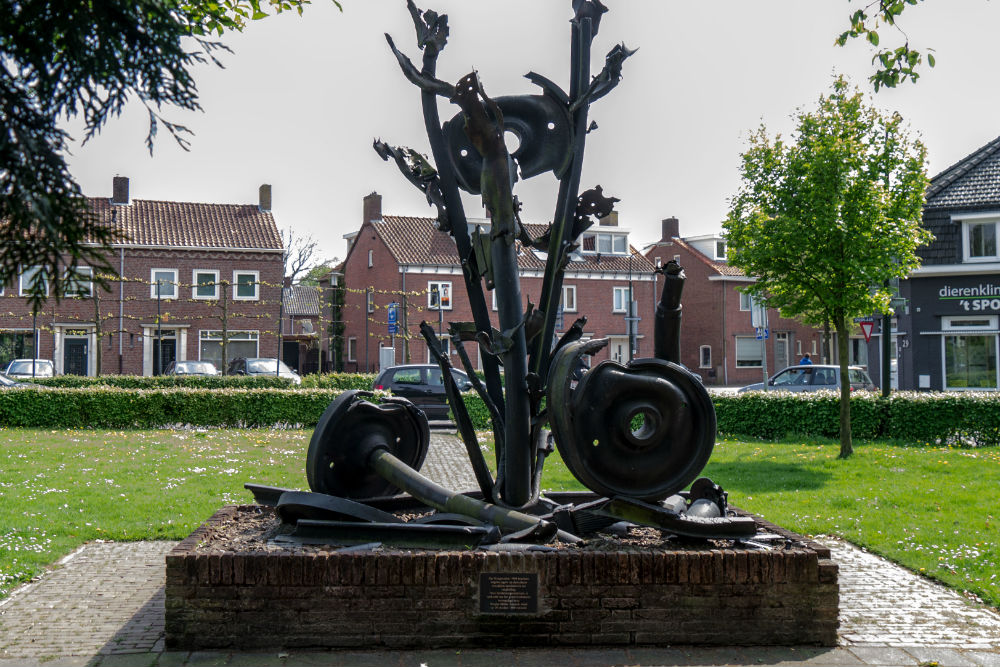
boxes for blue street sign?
[387,302,398,334]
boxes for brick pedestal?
[165,506,838,649]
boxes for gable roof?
[370,215,656,273]
[282,285,321,316]
[648,237,747,278]
[925,135,1000,210]
[88,197,283,251]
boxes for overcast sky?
[65,0,1000,265]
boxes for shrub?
[25,375,296,389]
[713,390,883,440]
[882,391,1000,447]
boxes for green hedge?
[714,390,1000,446]
[0,388,343,428]
[3,384,998,447]
[26,372,378,391]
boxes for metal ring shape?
[306,390,430,499]
[548,342,716,501]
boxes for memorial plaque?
[479,572,539,615]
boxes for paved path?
[1,433,999,666]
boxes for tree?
[837,0,936,90]
[1,0,337,309]
[281,228,325,284]
[724,77,931,458]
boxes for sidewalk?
[1,433,998,666]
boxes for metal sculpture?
[252,0,755,547]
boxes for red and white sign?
[860,320,874,343]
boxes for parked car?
[164,360,219,376]
[737,364,876,393]
[3,358,54,378]
[372,364,473,420]
[226,357,302,385]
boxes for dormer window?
[715,240,727,260]
[956,215,1000,262]
[580,232,628,255]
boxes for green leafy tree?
[837,0,935,90]
[725,77,931,458]
[0,0,337,309]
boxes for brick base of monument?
[164,506,839,649]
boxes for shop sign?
[937,282,1000,312]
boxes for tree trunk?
[836,317,853,458]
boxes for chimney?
[662,217,679,241]
[599,211,619,226]
[363,191,382,224]
[259,184,272,211]
[111,176,130,205]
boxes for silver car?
[3,358,54,378]
[738,364,875,393]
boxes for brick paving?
[0,432,998,666]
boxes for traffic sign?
[860,320,874,343]
[387,302,399,334]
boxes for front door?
[152,339,176,375]
[774,333,790,370]
[283,340,300,373]
[64,339,88,376]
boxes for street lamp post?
[156,279,163,376]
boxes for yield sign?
[860,320,875,343]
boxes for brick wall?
[341,224,658,373]
[165,507,839,650]
[0,248,283,375]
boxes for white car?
[3,359,54,378]
[738,364,876,393]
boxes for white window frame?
[715,240,727,260]
[699,345,712,369]
[427,336,451,362]
[941,323,999,392]
[561,285,577,313]
[64,266,93,298]
[233,270,259,301]
[368,249,374,268]
[366,291,375,314]
[347,337,357,362]
[192,270,219,300]
[943,315,997,331]
[735,335,763,368]
[739,291,752,311]
[198,330,259,368]
[612,286,629,313]
[960,217,1000,262]
[150,269,178,300]
[428,281,452,311]
[491,290,497,312]
[580,232,628,256]
[19,266,49,297]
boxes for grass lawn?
[1,428,998,613]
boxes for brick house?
[644,217,824,386]
[886,135,1000,391]
[340,193,659,373]
[0,177,284,376]
[280,282,326,375]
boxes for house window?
[963,219,999,261]
[366,291,375,313]
[368,250,374,268]
[233,271,259,300]
[942,316,998,390]
[612,286,629,313]
[428,282,452,310]
[580,232,628,255]
[0,331,35,367]
[150,269,177,299]
[64,266,93,297]
[562,285,577,312]
[19,266,49,297]
[193,270,219,299]
[198,330,259,371]
[735,336,763,367]
[739,291,752,311]
[347,337,357,362]
[715,240,727,260]
[491,290,497,312]
[699,345,712,369]
[427,336,451,362]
